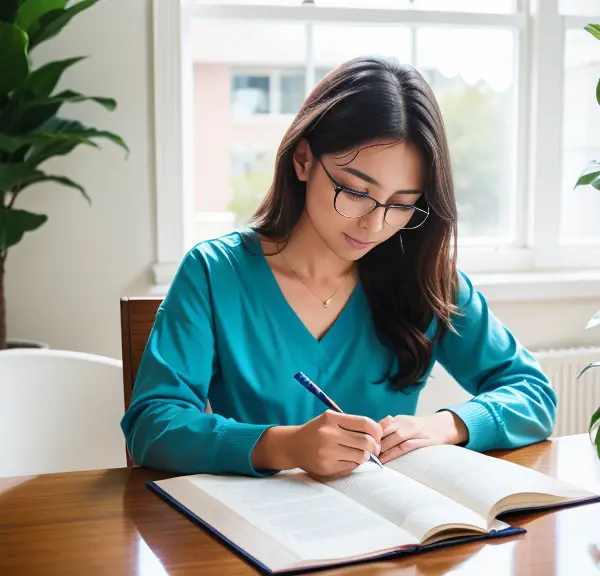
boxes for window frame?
[150,0,600,299]
[230,67,307,119]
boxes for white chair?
[0,348,127,477]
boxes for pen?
[294,371,384,469]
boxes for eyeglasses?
[319,158,430,230]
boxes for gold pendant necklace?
[279,249,354,308]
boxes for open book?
[149,444,600,574]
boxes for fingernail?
[376,443,382,456]
[364,451,370,462]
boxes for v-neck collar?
[244,229,365,370]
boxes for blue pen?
[294,371,384,469]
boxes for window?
[562,27,600,243]
[231,74,270,115]
[151,0,600,292]
[280,72,305,114]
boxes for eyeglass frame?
[318,157,430,230]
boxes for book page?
[386,444,595,523]
[321,462,488,542]
[157,471,417,566]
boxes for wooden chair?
[120,297,163,467]
[119,296,213,466]
[119,297,163,412]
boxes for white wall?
[6,0,600,388]
[6,0,155,359]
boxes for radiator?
[534,347,600,437]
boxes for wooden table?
[1,434,599,576]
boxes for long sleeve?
[437,272,557,453]
[120,248,275,476]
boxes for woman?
[121,57,556,478]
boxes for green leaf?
[575,161,600,188]
[28,0,100,50]
[5,90,117,134]
[0,208,47,250]
[591,405,600,434]
[17,57,85,99]
[24,118,129,166]
[16,172,90,203]
[597,78,600,107]
[590,406,600,459]
[43,90,117,111]
[585,24,600,42]
[16,0,67,32]
[24,118,96,164]
[0,0,20,24]
[0,162,36,191]
[0,22,30,96]
[578,361,600,379]
[586,310,600,330]
[76,128,129,156]
[0,132,99,155]
[10,100,63,134]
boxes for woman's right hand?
[251,411,383,477]
[291,410,383,476]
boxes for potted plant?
[0,0,128,350]
[574,24,600,458]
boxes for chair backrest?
[0,348,127,477]
[120,297,163,411]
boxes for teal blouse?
[121,230,556,476]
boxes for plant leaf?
[28,0,100,50]
[6,99,63,134]
[0,0,20,24]
[590,406,600,459]
[0,208,47,250]
[591,405,600,435]
[24,118,97,164]
[0,162,36,191]
[597,78,600,107]
[76,128,129,156]
[16,0,67,32]
[17,57,85,99]
[585,24,600,42]
[574,161,600,188]
[0,21,29,96]
[17,172,90,203]
[586,310,600,330]
[24,118,129,166]
[0,132,99,155]
[578,361,600,379]
[6,90,117,135]
[43,90,117,111]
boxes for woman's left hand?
[378,411,469,464]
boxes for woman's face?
[294,139,425,261]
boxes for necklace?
[279,249,354,308]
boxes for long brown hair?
[251,56,458,390]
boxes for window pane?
[417,28,517,240]
[192,20,304,236]
[190,20,517,243]
[313,24,411,73]
[280,72,305,114]
[561,29,600,243]
[559,0,600,15]
[229,148,277,227]
[231,74,270,115]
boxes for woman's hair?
[251,56,459,391]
